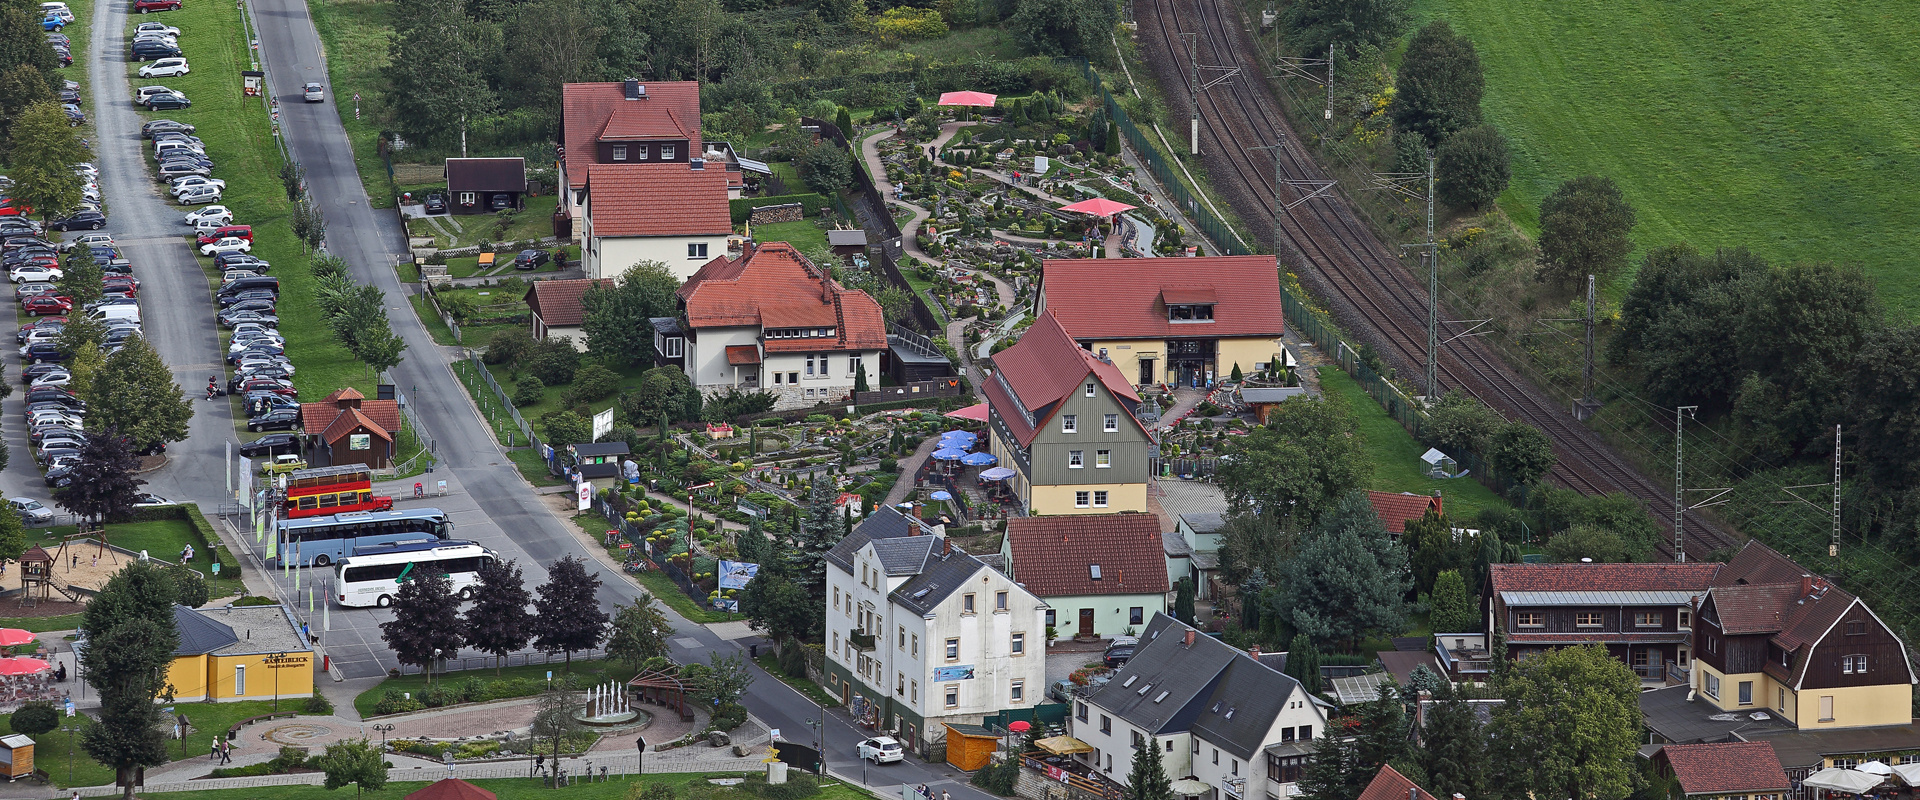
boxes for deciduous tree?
[1536,175,1637,287]
[1218,396,1370,526]
[1435,124,1510,210]
[381,0,498,152]
[80,560,182,800]
[54,428,144,523]
[1489,422,1555,487]
[532,555,609,663]
[463,557,533,675]
[1423,390,1501,456]
[1489,645,1641,800]
[1391,21,1483,147]
[90,335,192,453]
[58,247,102,307]
[379,567,464,684]
[5,101,86,223]
[606,593,674,672]
[687,652,754,707]
[1010,0,1116,59]
[581,261,679,366]
[1543,524,1633,564]
[318,738,388,797]
[1283,0,1409,60]
[619,366,694,426]
[1849,326,1920,489]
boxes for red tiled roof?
[1657,743,1790,795]
[1356,766,1442,800]
[1366,491,1441,535]
[327,387,364,402]
[1707,584,1799,634]
[445,158,526,193]
[561,81,701,189]
[1039,256,1285,340]
[725,345,761,365]
[319,406,393,446]
[584,163,731,237]
[299,397,400,436]
[525,279,615,328]
[986,311,1145,448]
[599,105,693,140]
[1701,541,1895,685]
[1489,562,1722,594]
[1004,514,1169,597]
[677,243,886,353]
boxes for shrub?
[710,702,748,732]
[523,337,581,384]
[485,329,533,365]
[572,363,621,401]
[513,375,546,407]
[10,702,57,735]
[373,689,423,716]
[422,683,455,708]
[1435,124,1511,211]
[304,694,334,715]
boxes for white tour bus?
[333,539,494,608]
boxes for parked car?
[512,249,549,270]
[198,236,249,256]
[214,253,268,272]
[57,232,112,252]
[22,295,70,316]
[8,498,53,525]
[9,265,61,283]
[169,176,224,197]
[237,433,300,458]
[143,118,194,137]
[144,92,190,110]
[856,737,904,764]
[196,224,251,244]
[134,0,182,13]
[128,41,180,61]
[134,21,180,36]
[155,160,210,180]
[219,289,277,307]
[423,193,446,214]
[48,210,105,231]
[175,185,220,205]
[19,342,61,363]
[247,408,300,432]
[183,205,230,226]
[137,56,188,77]
[132,493,174,508]
[489,193,511,211]
[302,82,324,102]
[1103,637,1138,669]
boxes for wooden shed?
[944,723,999,772]
[0,734,35,780]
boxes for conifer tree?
[1125,740,1175,800]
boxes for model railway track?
[1134,0,1739,559]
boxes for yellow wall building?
[163,604,314,703]
[1036,256,1286,389]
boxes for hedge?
[731,193,830,223]
[132,503,241,580]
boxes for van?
[216,276,277,297]
[153,139,202,158]
[86,304,140,325]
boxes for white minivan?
[86,304,140,325]
[137,57,188,78]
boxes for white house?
[674,242,887,410]
[822,506,1050,756]
[581,162,733,281]
[1071,614,1326,800]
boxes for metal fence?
[804,116,944,334]
[392,648,611,677]
[464,351,543,453]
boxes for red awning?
[1058,197,1137,217]
[937,91,998,107]
[725,345,762,365]
[944,402,989,422]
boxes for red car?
[196,225,251,246]
[239,377,297,397]
[23,296,72,316]
[0,199,30,217]
[133,0,181,11]
[101,280,138,296]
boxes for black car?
[144,93,190,110]
[25,387,81,406]
[219,289,277,307]
[237,432,300,458]
[423,193,446,214]
[19,363,63,382]
[213,252,268,271]
[49,210,105,231]
[228,344,286,364]
[1103,636,1139,668]
[512,249,548,270]
[44,465,75,488]
[20,342,63,364]
[489,193,511,211]
[129,44,179,61]
[246,408,299,432]
[56,89,78,104]
[142,119,194,137]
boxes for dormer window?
[1168,304,1215,322]
[662,144,676,160]
[636,144,650,160]
[612,145,628,161]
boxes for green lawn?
[752,219,830,254]
[16,699,320,788]
[1412,0,1920,317]
[404,196,563,250]
[352,658,636,718]
[1316,369,1508,521]
[143,774,880,800]
[32,518,245,598]
[479,359,649,442]
[505,447,564,487]
[305,0,395,205]
[753,651,840,708]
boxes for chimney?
[944,539,952,557]
[1454,795,1466,800]
[622,79,643,100]
[1801,574,1813,597]
[1408,788,1418,800]
[1248,645,1261,659]
[1182,630,1195,647]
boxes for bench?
[228,711,298,740]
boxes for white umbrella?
[1170,780,1211,797]
[1858,762,1894,776]
[1890,763,1920,787]
[1802,768,1884,794]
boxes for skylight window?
[1090,565,1103,580]
[1137,683,1152,696]
[1223,707,1235,719]
[1122,676,1137,688]
[1153,691,1169,703]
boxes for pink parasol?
[944,402,989,422]
[0,629,35,647]
[0,657,50,676]
[937,91,999,108]
[1008,720,1032,733]
[1058,197,1137,217]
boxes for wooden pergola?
[628,667,693,721]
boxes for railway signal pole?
[1273,43,1334,124]
[1778,425,1843,556]
[1180,31,1243,156]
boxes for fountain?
[571,680,648,728]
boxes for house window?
[1213,749,1219,765]
[1069,450,1084,468]
[688,243,708,259]
[1077,702,1088,722]
[1165,741,1173,752]
[1129,607,1143,625]
[1679,610,1691,628]
[1046,610,1057,627]
[806,354,816,376]
[1846,620,1868,635]
[1517,612,1543,627]
[1104,413,1119,432]
[1075,492,1090,508]
[897,673,904,695]
[946,638,959,660]
[911,682,918,703]
[1635,612,1663,627]
[1011,633,1025,655]
[833,633,840,654]
[963,594,976,613]
[1820,696,1834,722]
[1705,673,1721,700]
[1100,715,1111,734]
[1085,382,1096,397]
[911,635,918,657]
[789,372,799,384]
[1844,655,1869,674]
[1739,681,1753,705]
[1232,760,1239,776]
[1011,681,1024,703]
[662,145,676,160]
[1094,491,1109,508]
[1576,612,1603,627]
[898,626,906,649]
[612,145,628,161]
[996,591,1008,610]
[945,686,959,708]
[774,372,784,385]
[1062,415,1077,433]
[1299,726,1312,740]
[849,353,862,378]
[234,665,246,695]
[1779,687,1787,711]
[459,192,475,205]
[1096,450,1111,468]
[833,588,839,607]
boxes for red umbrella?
[937,91,999,108]
[1058,197,1137,217]
[0,657,50,676]
[1008,720,1032,733]
[0,629,35,647]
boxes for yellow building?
[1036,256,1285,389]
[164,604,314,703]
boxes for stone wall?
[750,203,805,225]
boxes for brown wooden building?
[1487,562,1721,683]
[298,388,402,470]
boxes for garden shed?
[1420,448,1461,479]
[944,723,999,771]
[0,734,33,780]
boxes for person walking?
[220,739,232,764]
[210,738,220,762]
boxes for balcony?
[849,629,876,652]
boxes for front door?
[1078,609,1095,638]
[1140,358,1156,386]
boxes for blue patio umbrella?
[930,491,953,501]
[961,452,997,466]
[940,430,978,445]
[932,448,968,460]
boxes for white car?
[856,736,904,764]
[134,86,181,105]
[132,493,174,508]
[199,237,249,256]
[184,205,231,226]
[133,21,179,36]
[8,265,62,283]
[71,162,97,179]
[137,57,188,78]
[29,370,71,388]
[8,498,53,525]
[169,175,224,195]
[58,232,113,251]
[176,186,222,205]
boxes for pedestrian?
[536,753,546,775]
[54,662,65,682]
[220,739,232,764]
[210,738,220,762]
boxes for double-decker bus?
[333,540,494,608]
[282,465,394,518]
[272,508,452,568]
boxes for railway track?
[1133,0,1740,559]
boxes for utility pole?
[1252,136,1337,251]
[1833,424,1842,556]
[1273,43,1334,124]
[1424,150,1437,398]
[1583,274,1596,405]
[1674,406,1696,562]
[1181,29,1243,157]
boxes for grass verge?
[1316,368,1508,521]
[351,658,635,718]
[143,774,882,800]
[505,447,563,487]
[15,699,318,788]
[753,651,840,708]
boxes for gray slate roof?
[827,229,868,246]
[1192,655,1306,761]
[890,548,984,616]
[825,505,919,573]
[1085,614,1239,735]
[827,506,990,617]
[1179,512,1225,534]
[173,604,240,656]
[870,536,936,576]
[1163,531,1193,558]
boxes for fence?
[852,379,965,406]
[391,648,610,677]
[422,284,464,344]
[1076,60,1252,257]
[803,116,943,335]
[463,351,544,453]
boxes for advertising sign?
[349,433,371,450]
[576,480,592,511]
[592,407,615,441]
[717,560,760,590]
[931,665,976,681]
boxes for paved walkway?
[883,435,942,506]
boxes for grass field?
[1412,0,1920,317]
[304,0,393,204]
[1316,369,1508,521]
[14,699,320,788]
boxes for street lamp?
[61,721,77,786]
[805,716,823,776]
[271,652,285,710]
[373,723,394,753]
[431,648,442,687]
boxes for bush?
[304,694,334,715]
[373,689,423,716]
[572,363,621,402]
[422,682,455,708]
[1435,124,1511,211]
[709,701,748,732]
[523,337,581,385]
[485,329,533,365]
[513,374,546,407]
[10,702,57,735]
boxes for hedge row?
[730,193,830,223]
[131,503,241,580]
